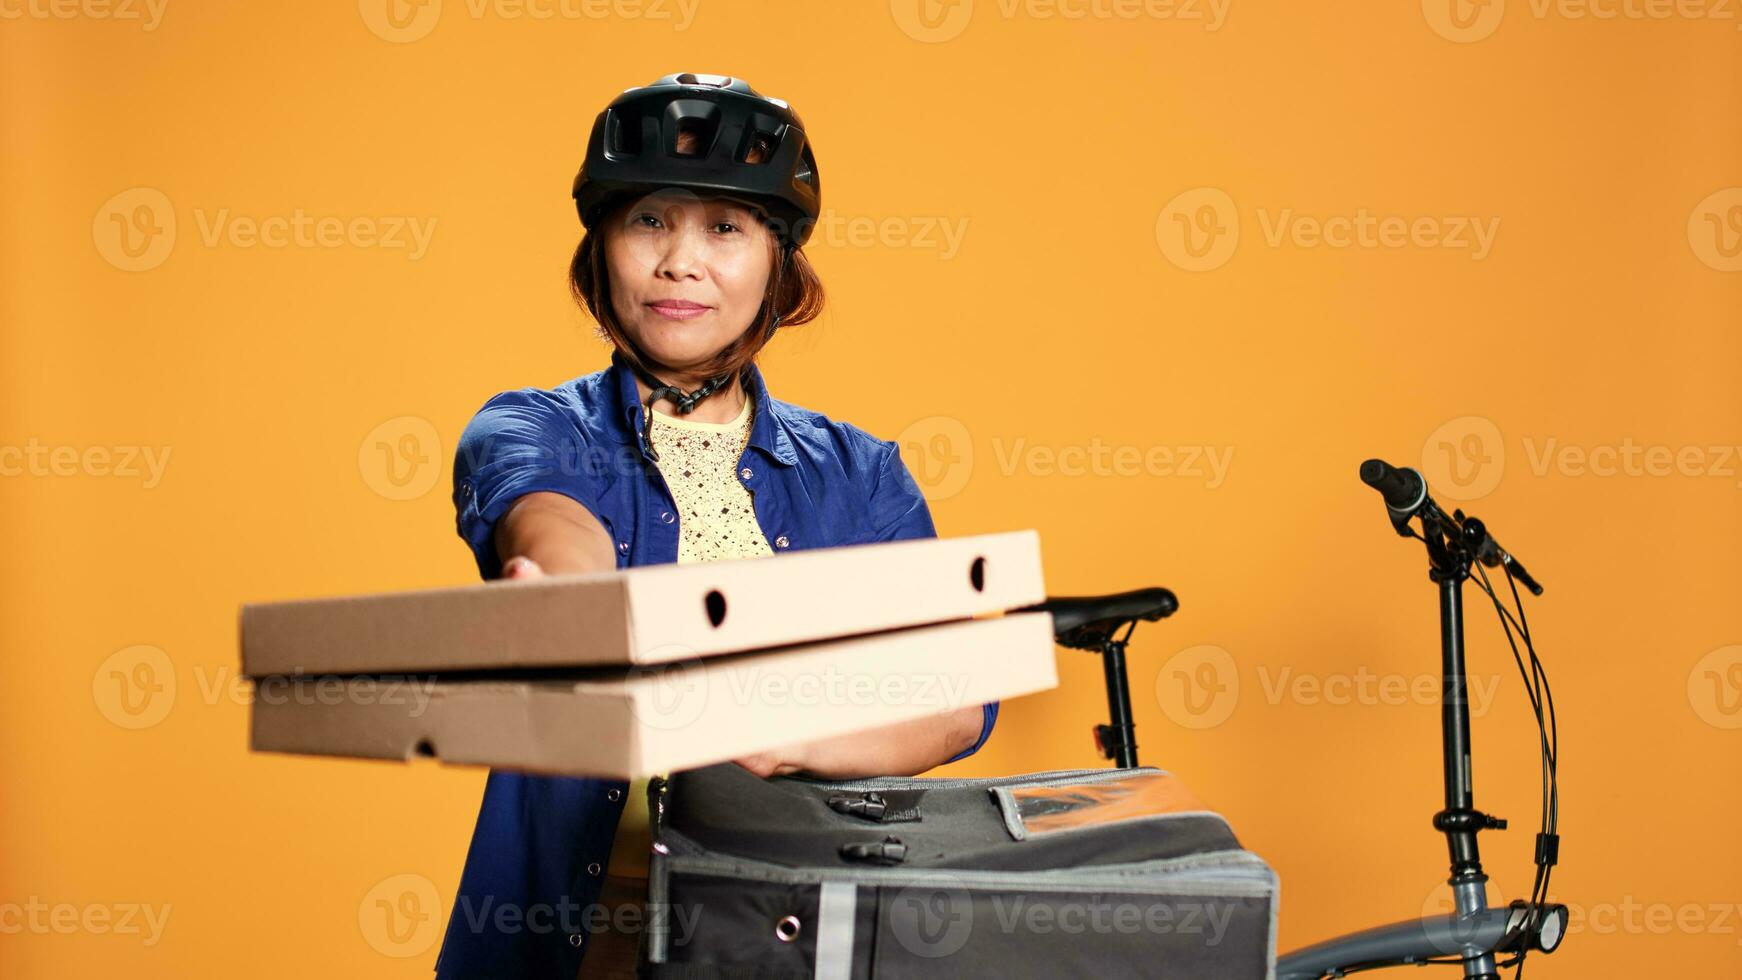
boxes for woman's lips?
[648,302,711,321]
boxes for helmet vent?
[740,129,778,165]
[674,119,707,157]
[606,111,643,157]
[667,101,721,158]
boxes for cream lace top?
[607,393,774,879]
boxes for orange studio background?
[2,1,1738,977]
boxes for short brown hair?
[568,127,825,384]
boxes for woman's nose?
[656,226,706,279]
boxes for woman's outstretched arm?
[494,491,616,576]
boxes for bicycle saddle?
[1022,587,1178,650]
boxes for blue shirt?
[435,351,999,979]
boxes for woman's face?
[605,188,774,373]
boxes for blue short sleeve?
[946,702,999,764]
[452,389,608,580]
[869,441,938,543]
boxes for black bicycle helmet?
[572,71,821,248]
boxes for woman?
[433,72,1001,979]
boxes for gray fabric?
[813,882,856,980]
[652,766,1280,979]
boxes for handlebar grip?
[1360,459,1426,512]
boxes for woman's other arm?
[496,492,987,777]
[731,706,987,779]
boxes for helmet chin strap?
[631,244,793,461]
[628,361,732,462]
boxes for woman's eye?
[633,213,662,228]
[713,222,741,235]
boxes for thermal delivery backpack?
[642,764,1279,979]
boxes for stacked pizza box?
[239,530,1057,779]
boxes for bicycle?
[1023,458,1567,979]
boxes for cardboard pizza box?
[241,530,1044,677]
[248,612,1057,780]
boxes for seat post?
[1097,637,1140,768]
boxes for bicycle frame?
[1087,505,1531,979]
[1274,521,1510,979]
